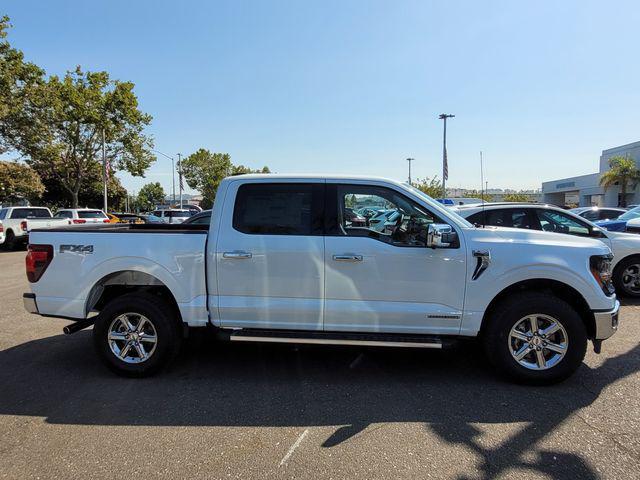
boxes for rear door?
[216,181,325,330]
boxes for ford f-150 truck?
[0,206,69,249]
[23,175,620,383]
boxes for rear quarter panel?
[28,230,208,326]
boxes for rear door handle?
[333,254,363,262]
[223,251,253,259]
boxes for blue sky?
[3,0,640,194]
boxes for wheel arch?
[480,278,596,339]
[85,270,183,329]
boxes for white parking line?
[279,429,309,466]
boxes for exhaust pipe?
[63,318,95,335]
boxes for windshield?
[618,206,640,221]
[404,184,475,228]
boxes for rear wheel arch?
[86,270,183,330]
[481,278,596,339]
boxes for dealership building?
[542,140,640,207]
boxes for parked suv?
[54,208,110,225]
[457,202,640,297]
[151,209,192,224]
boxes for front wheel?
[482,292,587,384]
[613,256,640,297]
[93,293,181,377]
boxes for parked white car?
[54,208,110,226]
[456,202,640,297]
[0,206,68,249]
[24,175,619,384]
[151,209,192,224]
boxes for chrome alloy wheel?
[508,314,568,370]
[622,263,640,294]
[108,313,158,364]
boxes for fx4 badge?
[60,244,94,255]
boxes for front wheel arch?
[480,278,596,339]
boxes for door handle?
[223,251,253,259]
[333,254,363,262]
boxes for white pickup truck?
[0,206,69,249]
[23,175,620,384]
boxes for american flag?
[443,148,449,181]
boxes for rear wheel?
[4,230,15,250]
[613,256,640,297]
[483,292,587,384]
[93,293,181,377]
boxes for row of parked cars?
[0,205,204,249]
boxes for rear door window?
[233,183,323,235]
[0,209,6,220]
[55,211,73,219]
[10,208,51,219]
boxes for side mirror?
[426,224,457,248]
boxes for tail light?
[72,219,86,224]
[26,244,54,283]
[21,220,27,231]
[0,223,3,233]
[103,219,110,223]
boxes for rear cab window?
[10,208,52,219]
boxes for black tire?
[93,292,181,377]
[482,292,587,385]
[4,230,15,250]
[613,256,640,297]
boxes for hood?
[467,226,611,252]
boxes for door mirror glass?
[427,224,457,248]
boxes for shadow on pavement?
[0,331,638,479]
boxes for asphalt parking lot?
[0,250,639,479]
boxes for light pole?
[406,158,414,185]
[152,149,176,205]
[102,129,108,213]
[438,113,455,198]
[177,153,183,209]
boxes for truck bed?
[31,223,210,233]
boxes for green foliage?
[463,190,494,202]
[137,182,165,211]
[0,16,46,155]
[0,17,155,208]
[502,192,530,202]
[39,167,127,210]
[414,176,443,198]
[345,194,358,208]
[181,148,270,209]
[599,155,640,207]
[0,160,44,203]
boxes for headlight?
[590,254,614,296]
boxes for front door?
[216,181,326,330]
[323,183,466,335]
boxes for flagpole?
[438,114,454,198]
[177,153,183,209]
[102,128,108,213]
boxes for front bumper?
[23,293,38,314]
[593,300,620,340]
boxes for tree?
[0,160,44,203]
[0,16,46,155]
[503,192,530,202]
[181,148,270,209]
[137,182,165,211]
[414,176,443,198]
[0,18,155,208]
[600,155,640,207]
[39,167,127,210]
